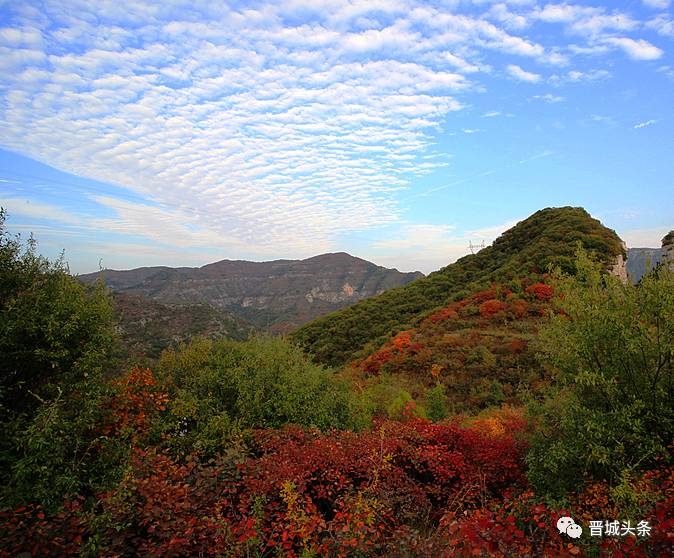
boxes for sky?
[0,0,672,275]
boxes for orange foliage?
[427,306,459,324]
[479,299,509,317]
[511,299,529,318]
[525,283,554,301]
[391,332,412,352]
[103,367,169,439]
[472,289,498,304]
[509,338,526,354]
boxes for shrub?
[527,249,674,497]
[0,210,116,509]
[157,336,367,455]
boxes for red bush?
[525,283,554,301]
[479,299,509,317]
[0,499,85,558]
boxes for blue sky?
[0,0,672,274]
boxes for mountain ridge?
[80,252,424,332]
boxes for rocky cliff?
[627,247,662,284]
[80,253,423,332]
[609,241,628,284]
[662,230,674,271]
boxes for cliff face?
[627,248,662,284]
[662,231,674,271]
[609,242,628,284]
[80,253,423,332]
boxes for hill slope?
[348,278,555,413]
[80,253,423,332]
[290,207,624,367]
[112,292,254,362]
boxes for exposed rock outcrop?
[662,230,674,271]
[627,248,662,284]
[609,241,628,284]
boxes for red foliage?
[3,411,672,557]
[509,338,526,354]
[427,306,460,324]
[472,289,498,304]
[525,282,554,301]
[391,332,412,352]
[511,298,529,318]
[479,299,509,317]
[102,367,169,439]
[95,448,235,557]
[0,499,85,558]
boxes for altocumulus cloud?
[0,0,666,257]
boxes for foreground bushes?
[155,336,368,455]
[1,412,671,557]
[527,251,674,497]
[0,415,527,557]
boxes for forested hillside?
[111,292,255,364]
[291,207,625,367]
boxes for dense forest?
[1,207,672,557]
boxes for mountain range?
[81,253,423,334]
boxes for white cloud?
[531,93,564,102]
[634,119,657,129]
[507,63,541,82]
[642,0,671,9]
[551,68,611,84]
[0,0,666,263]
[604,37,663,61]
[590,114,616,126]
[2,197,83,226]
[646,15,674,37]
[621,226,672,248]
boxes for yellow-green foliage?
[526,249,674,496]
[156,336,369,455]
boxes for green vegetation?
[0,209,118,509]
[291,207,625,367]
[111,292,254,366]
[155,336,367,455]
[526,249,674,498]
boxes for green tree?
[0,209,114,415]
[426,382,449,422]
[526,248,674,497]
[0,209,116,509]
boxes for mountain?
[627,248,662,284]
[290,207,625,367]
[111,292,255,363]
[80,253,423,332]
